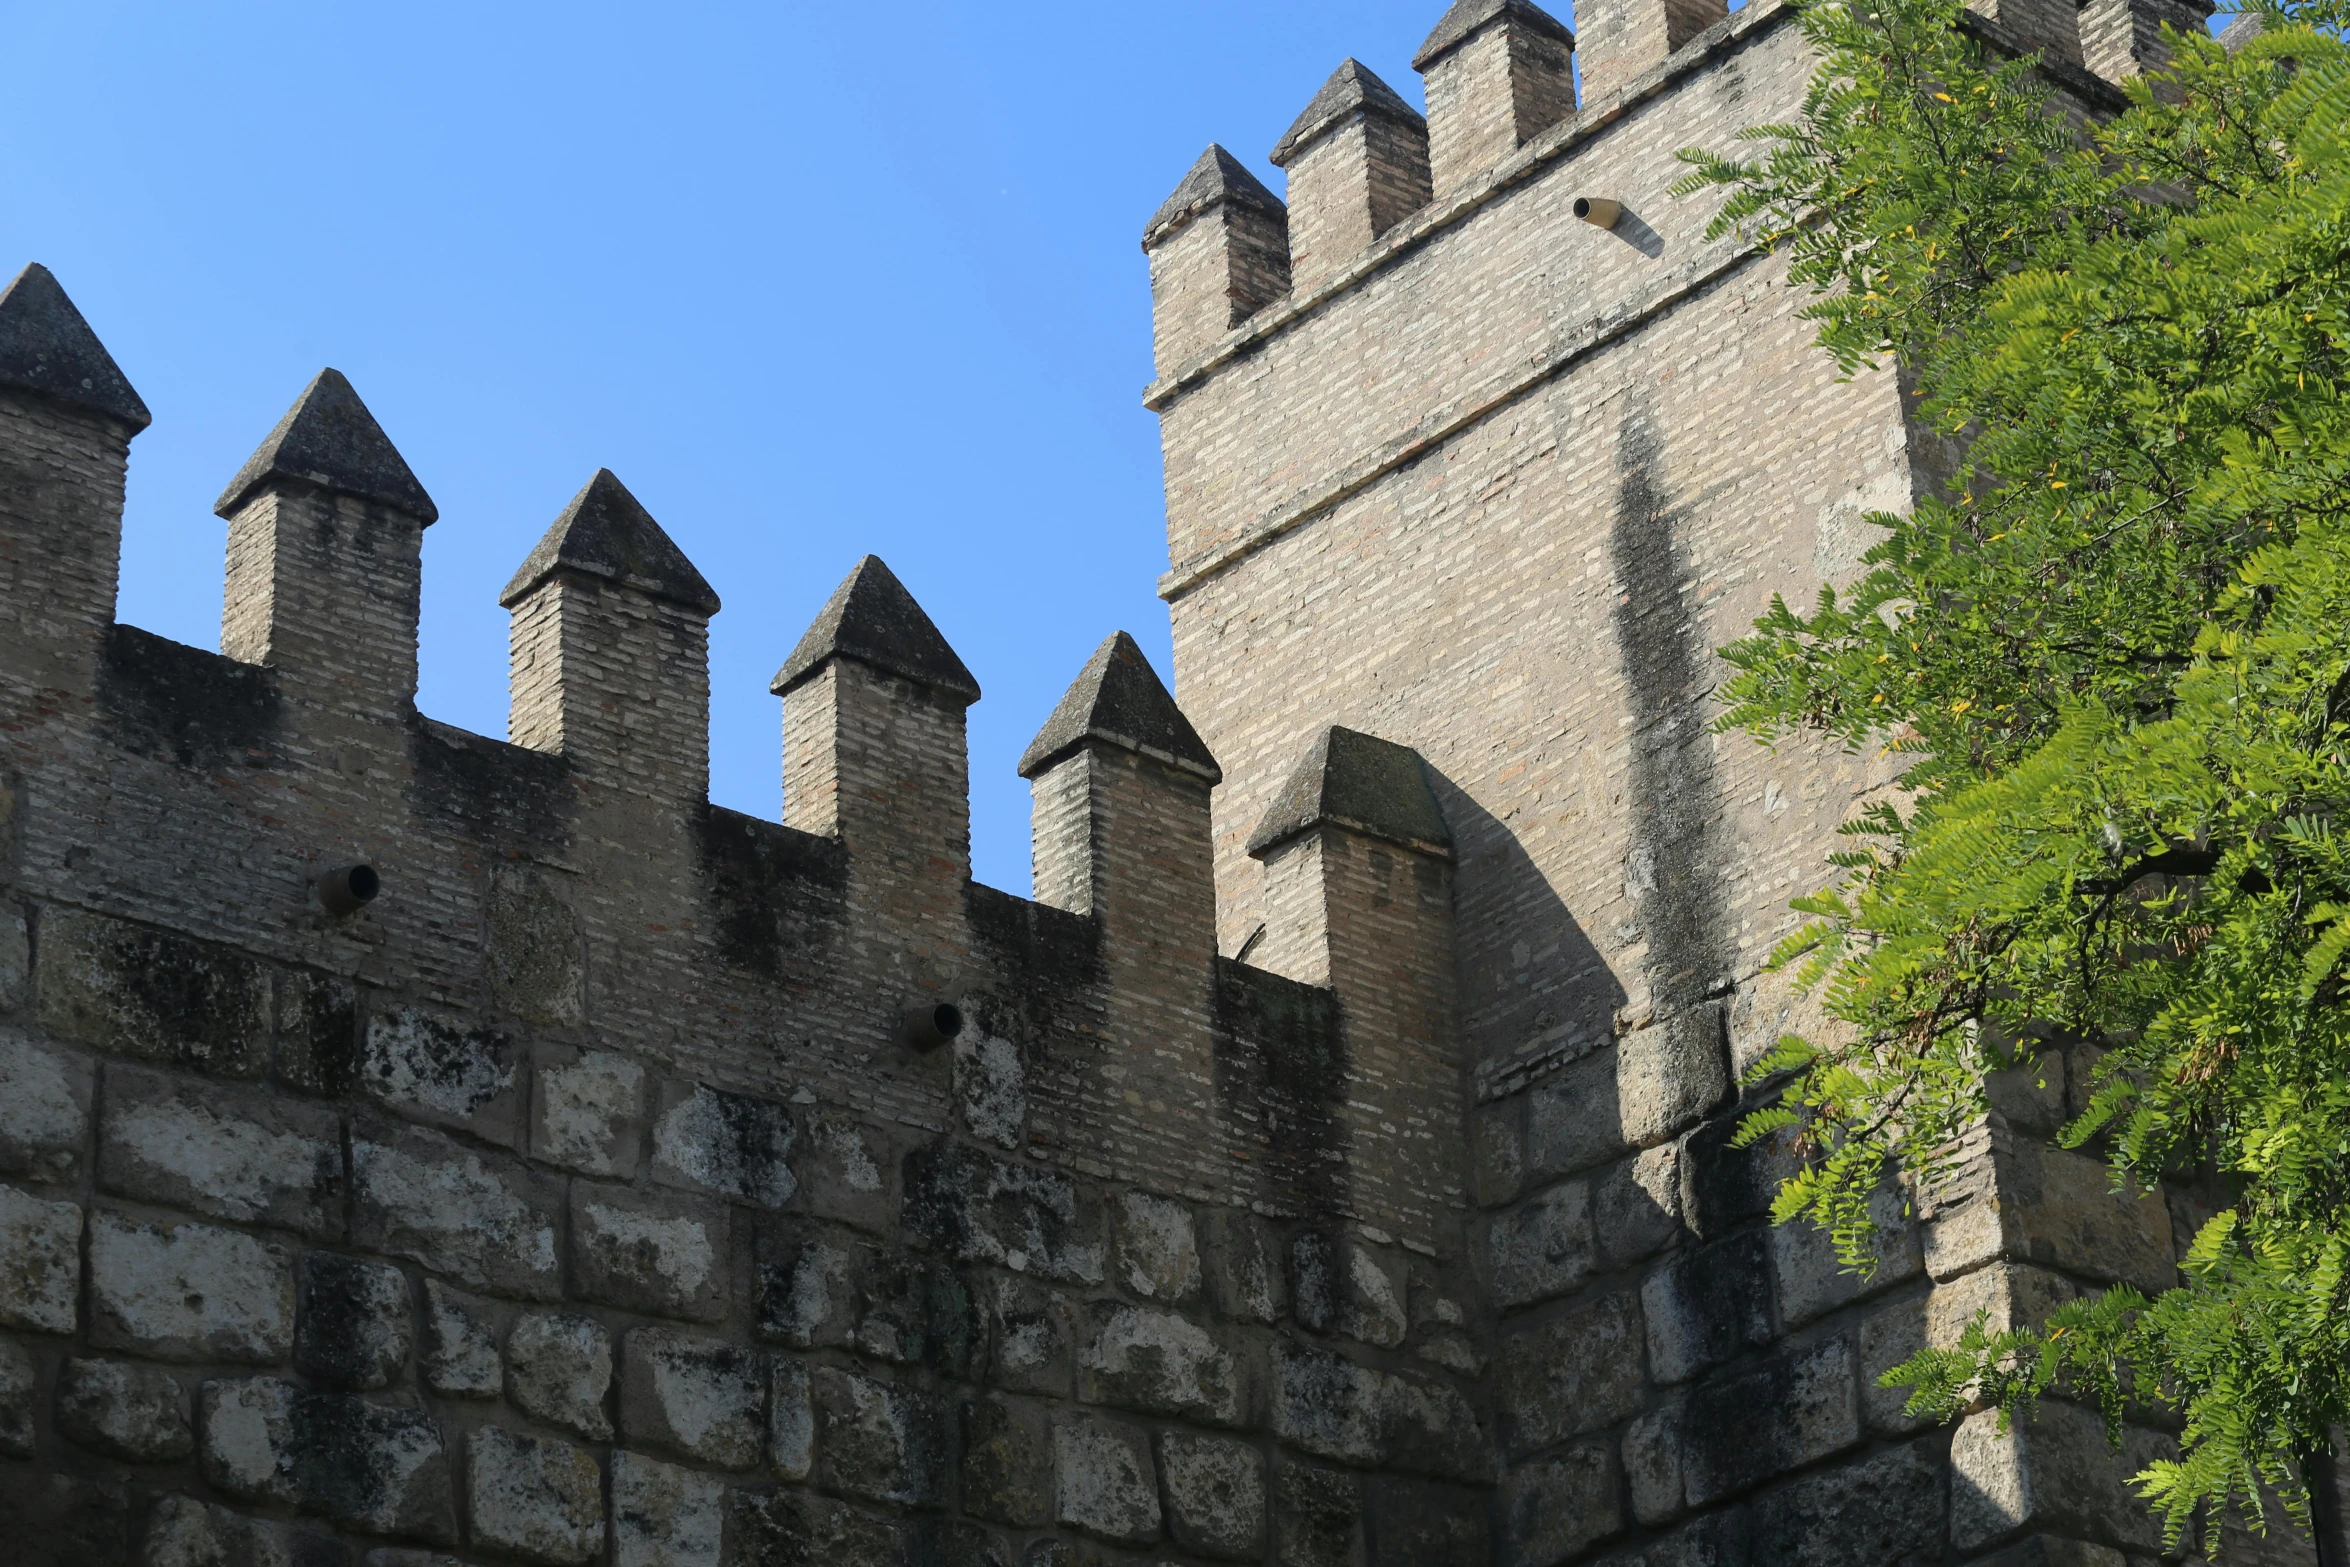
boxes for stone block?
[56,1356,191,1461]
[1274,1461,1364,1567]
[753,1225,857,1349]
[961,1396,1051,1528]
[0,1182,81,1333]
[358,1006,520,1145]
[199,1378,455,1541]
[420,1279,502,1399]
[612,1450,725,1567]
[0,1031,90,1184]
[769,1357,811,1481]
[1289,1230,1407,1348]
[1596,1143,1682,1266]
[466,1426,603,1565]
[1642,1231,1773,1384]
[571,1182,729,1322]
[1925,1137,2174,1296]
[143,1495,350,1567]
[798,1109,895,1233]
[1473,1100,1525,1209]
[1770,1179,1921,1329]
[349,1121,562,1300]
[98,1067,344,1238]
[1112,1190,1200,1302]
[1605,1508,1752,1567]
[905,1143,1105,1287]
[1366,1476,1487,1567]
[530,1046,645,1178]
[1272,1340,1382,1467]
[726,1489,909,1567]
[620,1328,766,1470]
[1380,1366,1494,1485]
[952,1027,1026,1149]
[650,1080,795,1207]
[928,1520,1010,1567]
[1052,1413,1159,1546]
[1077,1302,1246,1427]
[508,1312,613,1442]
[1199,1208,1284,1323]
[1160,1431,1264,1561]
[1503,1443,1625,1567]
[1749,1438,1945,1567]
[1680,1113,1800,1241]
[1493,1291,1647,1454]
[1684,1339,1860,1506]
[275,970,361,1099]
[296,1252,411,1390]
[1527,1047,1626,1181]
[1951,1402,2169,1555]
[1623,1397,1685,1526]
[854,1251,979,1377]
[90,1210,290,1363]
[984,1272,1074,1397]
[37,911,269,1079]
[1487,1179,1595,1311]
[1619,1008,1733,1149]
[484,871,584,1028]
[812,1366,945,1508]
[0,1337,34,1457]
[1857,1293,1932,1436]
[1969,1540,2128,1567]
[1928,1263,2078,1350]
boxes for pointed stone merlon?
[1020,631,1221,967]
[773,556,977,902]
[1414,0,1582,196]
[1142,146,1292,379]
[1960,0,2088,65]
[500,469,719,800]
[1247,726,1458,1063]
[2079,0,2215,85]
[1271,61,1433,297]
[217,369,436,724]
[1571,0,1728,107]
[0,264,150,695]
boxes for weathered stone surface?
[0,1032,89,1184]
[296,1252,411,1390]
[199,1378,455,1541]
[1749,1438,1946,1567]
[1624,1397,1685,1526]
[650,1080,795,1207]
[466,1426,602,1565]
[1505,1444,1625,1567]
[56,1356,191,1461]
[1951,1401,2169,1555]
[360,1006,520,1145]
[1367,1476,1488,1567]
[726,1489,908,1567]
[1077,1302,1245,1426]
[143,1495,351,1567]
[0,1182,81,1333]
[1494,1291,1646,1454]
[1053,1413,1159,1546]
[769,1357,812,1481]
[1199,1208,1284,1324]
[1289,1230,1408,1348]
[37,911,269,1079]
[508,1312,613,1442]
[1596,1143,1682,1266]
[420,1279,502,1399]
[1488,1179,1594,1311]
[572,1182,728,1322]
[90,1210,291,1363]
[1642,1231,1774,1384]
[855,1251,979,1377]
[1474,1103,1525,1209]
[1929,1262,2079,1350]
[612,1450,724,1567]
[1275,1461,1364,1567]
[1685,1339,1860,1505]
[1771,1179,1921,1328]
[1274,1340,1490,1482]
[1857,1294,1932,1437]
[1680,1113,1799,1240]
[99,1067,343,1238]
[906,1145,1104,1285]
[1160,1431,1265,1560]
[0,1336,34,1457]
[798,1110,894,1233]
[1112,1190,1200,1302]
[754,1226,857,1350]
[1600,1509,1753,1567]
[531,1046,645,1178]
[274,971,361,1099]
[620,1328,765,1470]
[972,1274,1067,1401]
[813,1366,945,1508]
[952,1029,1026,1150]
[483,871,584,1028]
[961,1395,1051,1527]
[350,1122,561,1300]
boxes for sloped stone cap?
[1413,0,1574,70]
[498,468,719,614]
[1143,145,1288,253]
[0,263,151,432]
[1017,631,1221,783]
[770,555,980,704]
[214,368,437,524]
[2217,10,2262,49]
[1247,725,1451,859]
[1270,60,1428,168]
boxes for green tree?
[1674,0,2350,1552]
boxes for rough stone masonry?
[0,1,2326,1566]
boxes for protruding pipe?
[1574,196,1623,229]
[315,863,380,916]
[902,1001,964,1051]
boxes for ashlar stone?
[1053,1413,1160,1546]
[571,1182,728,1322]
[1274,1461,1364,1567]
[0,1030,91,1184]
[0,1336,34,1457]
[961,1395,1051,1527]
[1199,1208,1284,1324]
[361,1006,520,1146]
[619,1328,766,1470]
[57,1356,192,1461]
[812,1365,946,1508]
[611,1450,725,1567]
[420,1279,502,1399]
[198,1378,455,1541]
[727,1490,909,1567]
[1684,1338,1860,1506]
[1112,1190,1200,1302]
[1159,1432,1266,1560]
[295,1252,411,1390]
[1503,1443,1625,1567]
[906,1144,1104,1286]
[530,1046,645,1178]
[1623,1398,1686,1527]
[467,1426,603,1566]
[36,910,269,1079]
[649,1080,795,1208]
[1642,1231,1774,1385]
[1493,1291,1646,1455]
[1487,1179,1595,1311]
[1077,1302,1246,1427]
[508,1312,614,1442]
[798,1109,894,1233]
[98,1066,343,1238]
[144,1495,350,1567]
[350,1122,561,1301]
[0,1181,81,1333]
[753,1227,857,1350]
[89,1210,291,1363]
[983,1272,1074,1398]
[1595,1143,1682,1266]
[769,1357,812,1482]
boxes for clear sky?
[0,1,2233,894]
